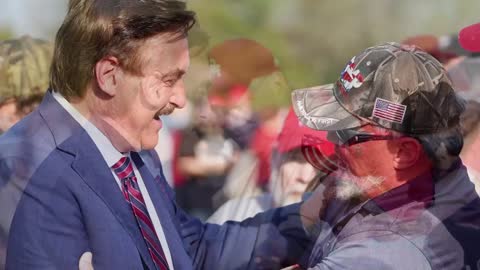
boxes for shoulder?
[0,111,55,186]
[0,110,51,149]
[332,205,463,270]
[314,233,432,270]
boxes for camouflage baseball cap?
[292,42,464,135]
[0,36,52,100]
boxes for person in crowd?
[0,35,52,270]
[0,35,51,133]
[208,108,336,224]
[208,39,269,151]
[401,34,471,65]
[3,1,323,269]
[444,46,480,192]
[0,97,22,133]
[175,97,238,220]
[457,100,480,193]
[292,42,480,269]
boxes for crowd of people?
[1,0,480,269]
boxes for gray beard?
[330,171,386,201]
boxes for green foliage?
[189,0,480,98]
[0,29,12,41]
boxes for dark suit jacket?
[4,91,311,270]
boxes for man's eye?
[164,79,177,86]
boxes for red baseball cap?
[277,108,338,174]
[459,23,480,52]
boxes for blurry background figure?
[401,34,470,65]
[206,39,292,202]
[208,39,269,151]
[0,36,51,134]
[208,108,336,224]
[0,35,51,270]
[222,84,259,151]
[445,44,480,193]
[175,97,238,220]
[458,100,480,193]
[0,98,21,133]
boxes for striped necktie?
[112,156,170,270]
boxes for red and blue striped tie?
[112,156,170,270]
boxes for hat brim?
[291,84,362,131]
[459,23,480,52]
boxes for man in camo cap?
[0,35,51,133]
[292,42,480,269]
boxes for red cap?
[208,95,227,107]
[227,85,250,106]
[459,23,480,52]
[277,108,338,174]
[208,85,250,108]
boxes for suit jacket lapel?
[132,152,192,270]
[62,132,157,270]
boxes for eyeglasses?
[328,129,396,147]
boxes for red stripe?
[379,108,405,114]
[374,111,404,121]
[126,180,146,204]
[303,147,324,171]
[374,105,405,113]
[373,109,404,119]
[376,107,404,114]
[374,111,403,121]
[112,157,128,170]
[131,204,156,233]
[116,166,133,179]
[149,249,169,270]
[379,103,405,109]
[310,147,337,173]
[142,228,168,264]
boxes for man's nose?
[170,80,187,109]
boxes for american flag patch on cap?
[372,98,407,123]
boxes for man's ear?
[95,56,121,97]
[393,137,423,170]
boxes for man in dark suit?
[3,1,317,269]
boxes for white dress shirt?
[53,92,175,269]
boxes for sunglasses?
[327,129,396,146]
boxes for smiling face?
[94,34,190,151]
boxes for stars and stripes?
[112,156,170,270]
[340,56,364,92]
[372,98,407,124]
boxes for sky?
[0,0,67,39]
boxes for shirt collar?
[52,91,124,167]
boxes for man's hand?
[79,252,93,270]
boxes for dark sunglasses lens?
[327,130,358,145]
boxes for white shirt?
[53,92,175,269]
